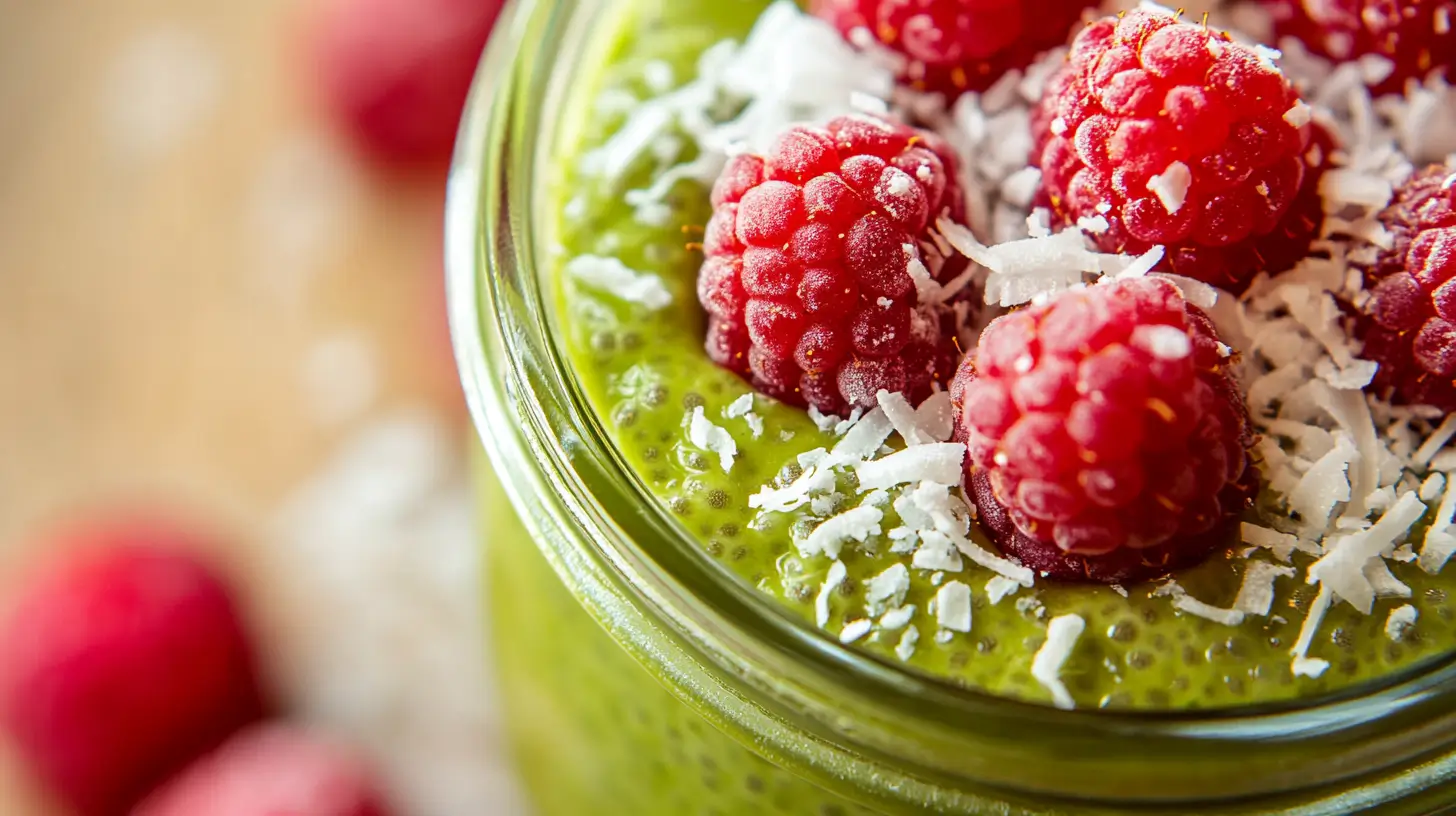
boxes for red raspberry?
[0,519,268,816]
[951,277,1257,584]
[1352,165,1456,410]
[699,115,967,414]
[1265,0,1456,95]
[811,0,1098,96]
[1032,9,1329,293]
[309,0,503,168]
[134,724,393,816]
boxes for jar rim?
[446,0,1456,808]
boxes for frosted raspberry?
[0,519,268,816]
[1032,9,1329,293]
[1265,0,1456,94]
[699,115,967,413]
[812,0,1097,96]
[1352,165,1456,409]
[952,277,1256,584]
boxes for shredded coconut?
[1146,160,1192,214]
[816,560,846,627]
[894,626,920,661]
[985,575,1022,604]
[1384,604,1418,642]
[936,582,973,633]
[688,407,737,472]
[839,618,873,643]
[1233,561,1296,616]
[802,505,883,559]
[1031,615,1085,710]
[855,443,965,490]
[565,255,673,309]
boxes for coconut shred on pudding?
[549,0,1456,710]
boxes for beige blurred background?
[0,1,520,813]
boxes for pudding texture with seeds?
[480,0,1456,813]
[538,0,1456,714]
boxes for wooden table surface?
[0,1,479,811]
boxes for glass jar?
[445,0,1456,813]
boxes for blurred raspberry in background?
[0,0,516,812]
[308,0,505,168]
[0,520,269,815]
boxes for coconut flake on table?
[688,406,737,472]
[565,255,673,310]
[1031,615,1085,710]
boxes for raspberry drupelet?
[698,114,967,414]
[951,277,1257,584]
[811,0,1098,97]
[1265,0,1456,95]
[1032,9,1329,294]
[1353,165,1456,410]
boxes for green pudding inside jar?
[450,0,1456,812]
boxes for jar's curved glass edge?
[444,0,1456,810]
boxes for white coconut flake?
[865,563,910,615]
[566,255,673,310]
[1287,433,1356,533]
[879,603,917,631]
[815,560,847,628]
[894,626,920,662]
[1233,561,1297,616]
[955,533,1035,587]
[1291,586,1334,679]
[808,405,839,432]
[688,406,737,472]
[1421,473,1446,502]
[1284,99,1313,128]
[936,581,972,633]
[1152,272,1218,309]
[839,618,873,644]
[1175,595,1246,627]
[1140,324,1192,360]
[1413,415,1456,467]
[802,505,883,559]
[985,575,1021,604]
[877,390,930,445]
[1320,169,1394,210]
[828,407,893,465]
[1240,522,1305,562]
[912,530,964,572]
[855,443,965,490]
[1146,161,1191,214]
[914,391,955,443]
[1384,605,1418,642]
[1031,615,1085,710]
[725,393,755,419]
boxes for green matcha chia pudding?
[451,0,1456,812]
